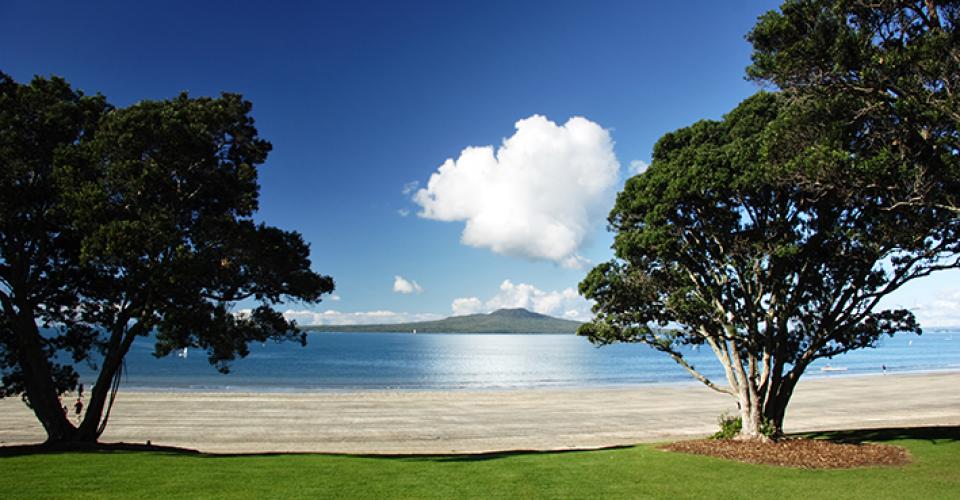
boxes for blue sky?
[3,0,957,326]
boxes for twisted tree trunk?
[9,309,77,443]
[75,325,139,441]
[8,306,139,444]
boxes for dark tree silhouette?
[0,73,334,443]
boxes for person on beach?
[74,398,83,422]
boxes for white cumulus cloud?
[451,297,484,316]
[282,309,442,326]
[393,275,424,294]
[414,115,619,268]
[451,279,594,321]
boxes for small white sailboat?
[412,329,417,334]
[177,347,188,359]
[820,364,847,372]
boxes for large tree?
[747,0,960,211]
[578,92,958,440]
[0,73,334,444]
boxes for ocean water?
[71,330,960,392]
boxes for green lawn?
[2,427,957,499]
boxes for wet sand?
[1,371,957,454]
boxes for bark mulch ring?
[658,438,911,469]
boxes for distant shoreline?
[303,308,583,334]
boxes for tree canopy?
[0,72,334,443]
[578,92,958,439]
[747,0,960,211]
[579,0,960,442]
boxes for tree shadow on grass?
[3,426,956,460]
[0,442,633,462]
[191,445,636,463]
[0,441,201,458]
[0,441,631,462]
[800,425,960,445]
[374,445,636,463]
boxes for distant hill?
[304,308,582,334]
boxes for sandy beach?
[1,371,957,454]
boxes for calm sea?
[70,330,960,392]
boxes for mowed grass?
[2,427,957,500]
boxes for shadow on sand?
[2,425,957,460]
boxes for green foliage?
[579,90,952,435]
[1,428,959,499]
[0,72,334,440]
[0,73,110,397]
[309,308,582,334]
[578,0,960,439]
[747,0,960,212]
[711,412,776,440]
[711,413,743,440]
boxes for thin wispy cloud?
[282,309,442,326]
[414,115,620,269]
[401,180,420,195]
[899,290,960,327]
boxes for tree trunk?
[11,311,77,443]
[75,325,138,442]
[764,397,789,438]
[763,371,801,438]
[736,392,771,442]
[9,305,141,444]
[75,359,118,441]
